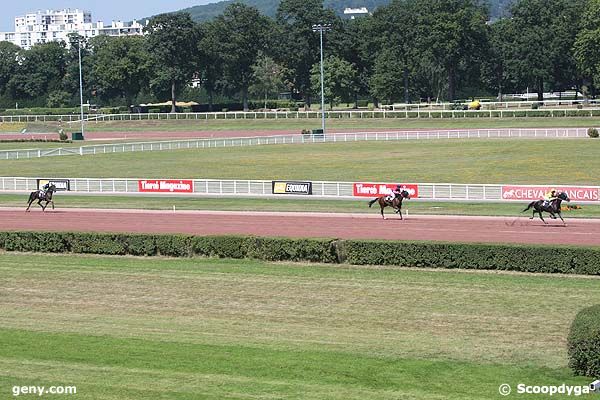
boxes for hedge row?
[0,231,599,275]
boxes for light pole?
[312,23,331,135]
[77,38,85,138]
[71,35,83,137]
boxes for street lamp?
[69,35,85,139]
[312,23,331,135]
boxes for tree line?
[1,0,600,113]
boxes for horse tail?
[27,191,36,203]
[522,201,535,212]
[368,198,378,208]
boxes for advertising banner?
[501,186,600,202]
[272,181,312,195]
[138,179,194,193]
[353,182,419,198]
[37,178,70,191]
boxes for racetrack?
[2,208,599,246]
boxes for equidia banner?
[272,181,313,195]
[353,182,419,198]
[37,178,70,191]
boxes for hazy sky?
[0,0,215,31]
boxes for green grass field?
[80,117,600,132]
[2,116,599,135]
[0,253,598,399]
[2,194,600,218]
[1,139,598,185]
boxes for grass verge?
[0,253,598,399]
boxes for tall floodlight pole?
[77,38,84,137]
[312,23,331,134]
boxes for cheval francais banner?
[502,186,600,202]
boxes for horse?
[26,183,56,212]
[368,190,411,220]
[521,191,570,224]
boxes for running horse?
[368,190,411,220]
[26,183,57,212]
[521,191,570,224]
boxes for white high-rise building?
[0,9,145,49]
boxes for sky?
[0,0,215,31]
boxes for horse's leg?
[51,200,55,210]
[538,211,547,224]
[398,207,403,220]
[380,205,386,220]
[558,212,565,225]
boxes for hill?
[143,0,514,23]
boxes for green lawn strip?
[1,253,598,399]
[81,117,600,132]
[0,139,598,184]
[0,330,591,400]
[1,194,599,218]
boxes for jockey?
[39,183,50,199]
[543,188,557,207]
[387,185,403,202]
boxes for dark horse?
[26,184,56,212]
[368,190,411,220]
[522,191,570,224]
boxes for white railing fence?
[1,177,598,203]
[3,107,600,124]
[0,128,592,161]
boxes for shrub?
[58,129,68,141]
[531,102,539,110]
[567,304,600,377]
[587,128,599,138]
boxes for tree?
[508,0,585,100]
[417,0,489,101]
[369,0,421,103]
[250,53,288,109]
[369,49,406,104]
[7,41,68,104]
[276,0,338,107]
[574,0,600,98]
[481,18,518,100]
[89,35,150,105]
[144,13,199,113]
[310,55,357,108]
[0,41,20,97]
[196,21,222,112]
[210,3,271,111]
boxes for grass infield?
[0,139,598,185]
[0,253,598,399]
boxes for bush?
[531,102,539,110]
[0,232,599,276]
[567,304,600,377]
[58,129,68,141]
[587,128,599,138]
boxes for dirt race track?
[2,208,599,246]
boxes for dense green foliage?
[0,231,599,275]
[2,0,600,110]
[567,304,600,376]
[171,0,513,22]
